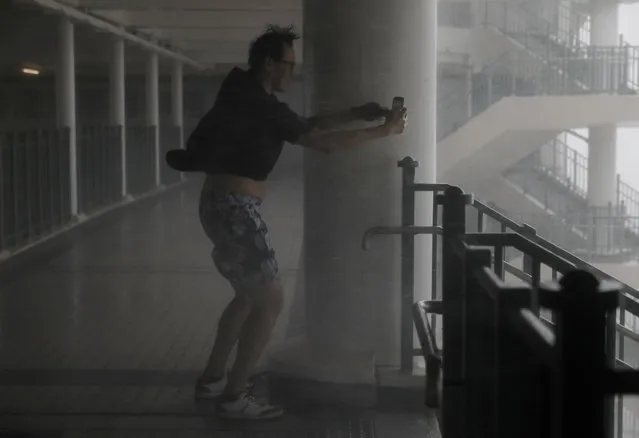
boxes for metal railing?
[126,125,157,196]
[482,0,591,55]
[420,200,637,437]
[438,0,639,141]
[482,0,639,93]
[438,44,639,142]
[0,128,72,253]
[77,125,123,215]
[0,124,185,257]
[516,136,639,239]
[438,1,475,28]
[363,156,639,436]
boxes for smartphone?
[392,96,405,110]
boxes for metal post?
[464,248,496,438]
[440,185,472,438]
[398,156,418,373]
[522,224,541,314]
[555,270,618,438]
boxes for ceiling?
[1,0,303,76]
[75,0,303,72]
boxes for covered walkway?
[0,163,438,436]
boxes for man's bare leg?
[198,294,253,383]
[223,280,284,396]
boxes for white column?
[56,17,78,216]
[146,52,160,186]
[588,0,618,203]
[171,60,183,133]
[591,0,619,46]
[465,62,473,119]
[269,0,438,382]
[587,125,617,206]
[172,60,184,180]
[110,38,127,196]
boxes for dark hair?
[248,24,300,71]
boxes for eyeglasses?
[277,60,296,71]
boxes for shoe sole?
[193,382,254,401]
[216,410,285,420]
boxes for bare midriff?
[202,173,267,200]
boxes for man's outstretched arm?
[296,108,407,154]
[306,109,359,130]
[306,103,389,130]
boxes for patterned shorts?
[199,190,279,286]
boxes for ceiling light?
[21,67,40,76]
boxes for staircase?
[503,132,639,261]
[437,0,639,184]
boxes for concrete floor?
[0,161,440,437]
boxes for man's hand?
[384,107,408,135]
[352,102,390,122]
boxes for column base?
[264,336,377,407]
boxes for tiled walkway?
[0,162,439,437]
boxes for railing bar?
[504,262,531,283]
[413,183,451,192]
[506,309,555,366]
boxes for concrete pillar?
[590,0,619,46]
[588,1,619,251]
[110,38,127,197]
[466,63,473,119]
[171,61,183,132]
[591,0,620,90]
[588,125,617,252]
[146,52,160,186]
[269,0,438,382]
[587,125,617,206]
[172,60,184,180]
[56,17,78,216]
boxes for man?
[188,25,407,420]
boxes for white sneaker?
[216,392,284,420]
[195,375,255,401]
[194,377,226,400]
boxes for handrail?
[410,173,639,301]
[473,198,639,301]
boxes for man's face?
[269,44,296,92]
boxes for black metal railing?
[363,156,639,436]
[126,125,157,196]
[77,125,123,215]
[0,128,72,253]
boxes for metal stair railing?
[437,1,639,143]
[482,0,591,55]
[362,156,639,437]
[437,46,627,142]
[481,0,639,93]
[524,135,639,237]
